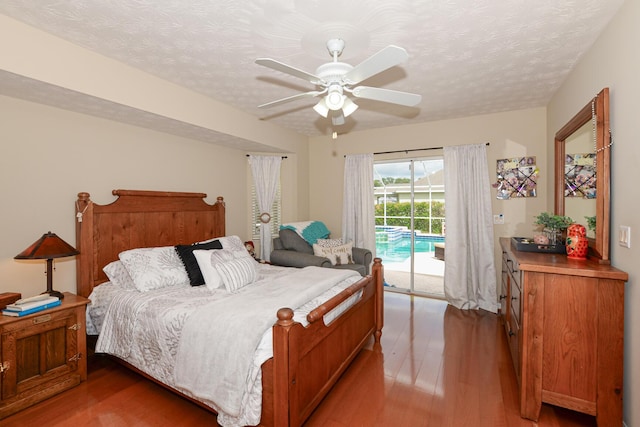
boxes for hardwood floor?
[1,292,597,426]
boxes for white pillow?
[313,242,355,266]
[103,260,137,290]
[193,249,224,290]
[119,246,189,292]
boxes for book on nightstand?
[5,295,59,311]
[2,299,62,317]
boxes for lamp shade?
[14,232,78,300]
[15,232,79,260]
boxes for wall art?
[494,156,538,199]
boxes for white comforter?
[88,263,361,427]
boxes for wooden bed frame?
[75,189,384,427]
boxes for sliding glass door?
[374,157,445,297]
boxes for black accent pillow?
[175,239,223,286]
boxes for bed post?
[75,192,94,298]
[272,307,296,426]
[372,257,384,343]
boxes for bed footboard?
[265,258,384,427]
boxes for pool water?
[376,237,443,263]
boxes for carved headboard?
[75,189,225,298]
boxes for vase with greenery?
[534,212,574,245]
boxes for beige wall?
[547,1,640,425]
[0,96,308,296]
[0,95,307,298]
[0,96,233,297]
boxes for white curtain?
[443,144,498,312]
[249,155,282,262]
[342,154,376,257]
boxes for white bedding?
[87,263,362,427]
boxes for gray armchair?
[270,228,373,276]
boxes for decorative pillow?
[279,229,313,254]
[119,246,189,292]
[316,238,344,248]
[175,239,223,286]
[194,245,256,291]
[215,256,257,293]
[193,249,224,290]
[312,242,355,266]
[103,260,137,290]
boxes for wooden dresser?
[0,292,89,419]
[499,238,627,426]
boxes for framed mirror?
[554,88,610,263]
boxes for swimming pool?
[376,228,444,263]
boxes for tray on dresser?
[511,237,566,254]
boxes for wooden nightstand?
[0,292,89,419]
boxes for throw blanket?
[280,220,330,245]
[174,266,359,417]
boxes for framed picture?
[495,156,538,199]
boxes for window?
[251,183,282,241]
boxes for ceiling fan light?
[342,97,358,117]
[326,92,344,110]
[324,84,345,111]
[313,98,329,117]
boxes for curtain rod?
[373,142,489,156]
[246,154,288,159]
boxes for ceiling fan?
[256,39,422,126]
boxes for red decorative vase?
[565,223,588,260]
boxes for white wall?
[547,1,640,424]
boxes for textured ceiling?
[0,0,624,144]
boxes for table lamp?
[14,231,79,300]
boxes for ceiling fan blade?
[258,90,324,109]
[343,45,409,85]
[351,86,422,107]
[256,58,324,84]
